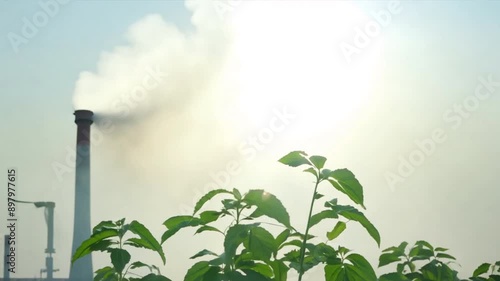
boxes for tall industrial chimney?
[69,110,94,281]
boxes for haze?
[1,1,499,280]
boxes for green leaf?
[434,247,448,252]
[473,263,491,277]
[275,229,290,249]
[289,232,315,240]
[379,272,411,281]
[324,198,338,208]
[164,216,198,229]
[193,189,232,215]
[140,274,172,281]
[248,208,265,219]
[308,210,339,228]
[314,192,324,200]
[129,261,152,271]
[328,169,365,209]
[324,264,345,281]
[115,218,125,226]
[378,253,402,267]
[161,216,202,243]
[184,261,211,281]
[190,249,219,259]
[304,167,318,177]
[405,272,424,280]
[326,254,377,281]
[414,240,434,251]
[233,188,242,200]
[110,248,130,274]
[382,246,399,253]
[269,260,289,281]
[245,226,277,261]
[312,243,338,264]
[420,260,457,280]
[279,239,303,250]
[195,225,222,235]
[309,155,327,169]
[409,248,434,261]
[345,253,378,281]
[128,220,166,264]
[238,263,274,278]
[92,221,117,234]
[94,266,116,281]
[396,242,409,253]
[199,210,222,224]
[278,151,311,167]
[327,221,346,240]
[243,269,273,280]
[72,229,119,263]
[200,266,223,281]
[243,190,291,228]
[224,224,252,264]
[407,261,416,273]
[90,239,117,252]
[282,249,300,262]
[152,264,161,275]
[337,246,351,256]
[221,199,239,211]
[329,205,380,246]
[408,245,419,257]
[208,254,225,267]
[320,169,333,180]
[118,223,130,239]
[436,252,456,260]
[396,263,405,274]
[229,269,272,281]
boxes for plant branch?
[298,173,321,281]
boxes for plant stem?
[236,206,242,225]
[298,177,320,281]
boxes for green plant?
[74,151,499,281]
[158,151,379,281]
[379,241,500,281]
[72,218,170,281]
[278,151,380,281]
[469,261,500,281]
[161,187,293,280]
[378,241,461,281]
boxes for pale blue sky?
[1,1,500,280]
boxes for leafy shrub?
[73,151,498,281]
[378,241,500,281]
[72,218,170,281]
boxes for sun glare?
[228,1,383,136]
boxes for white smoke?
[70,1,381,279]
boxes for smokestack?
[69,110,94,281]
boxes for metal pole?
[14,200,57,281]
[45,203,55,281]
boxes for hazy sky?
[1,1,499,280]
